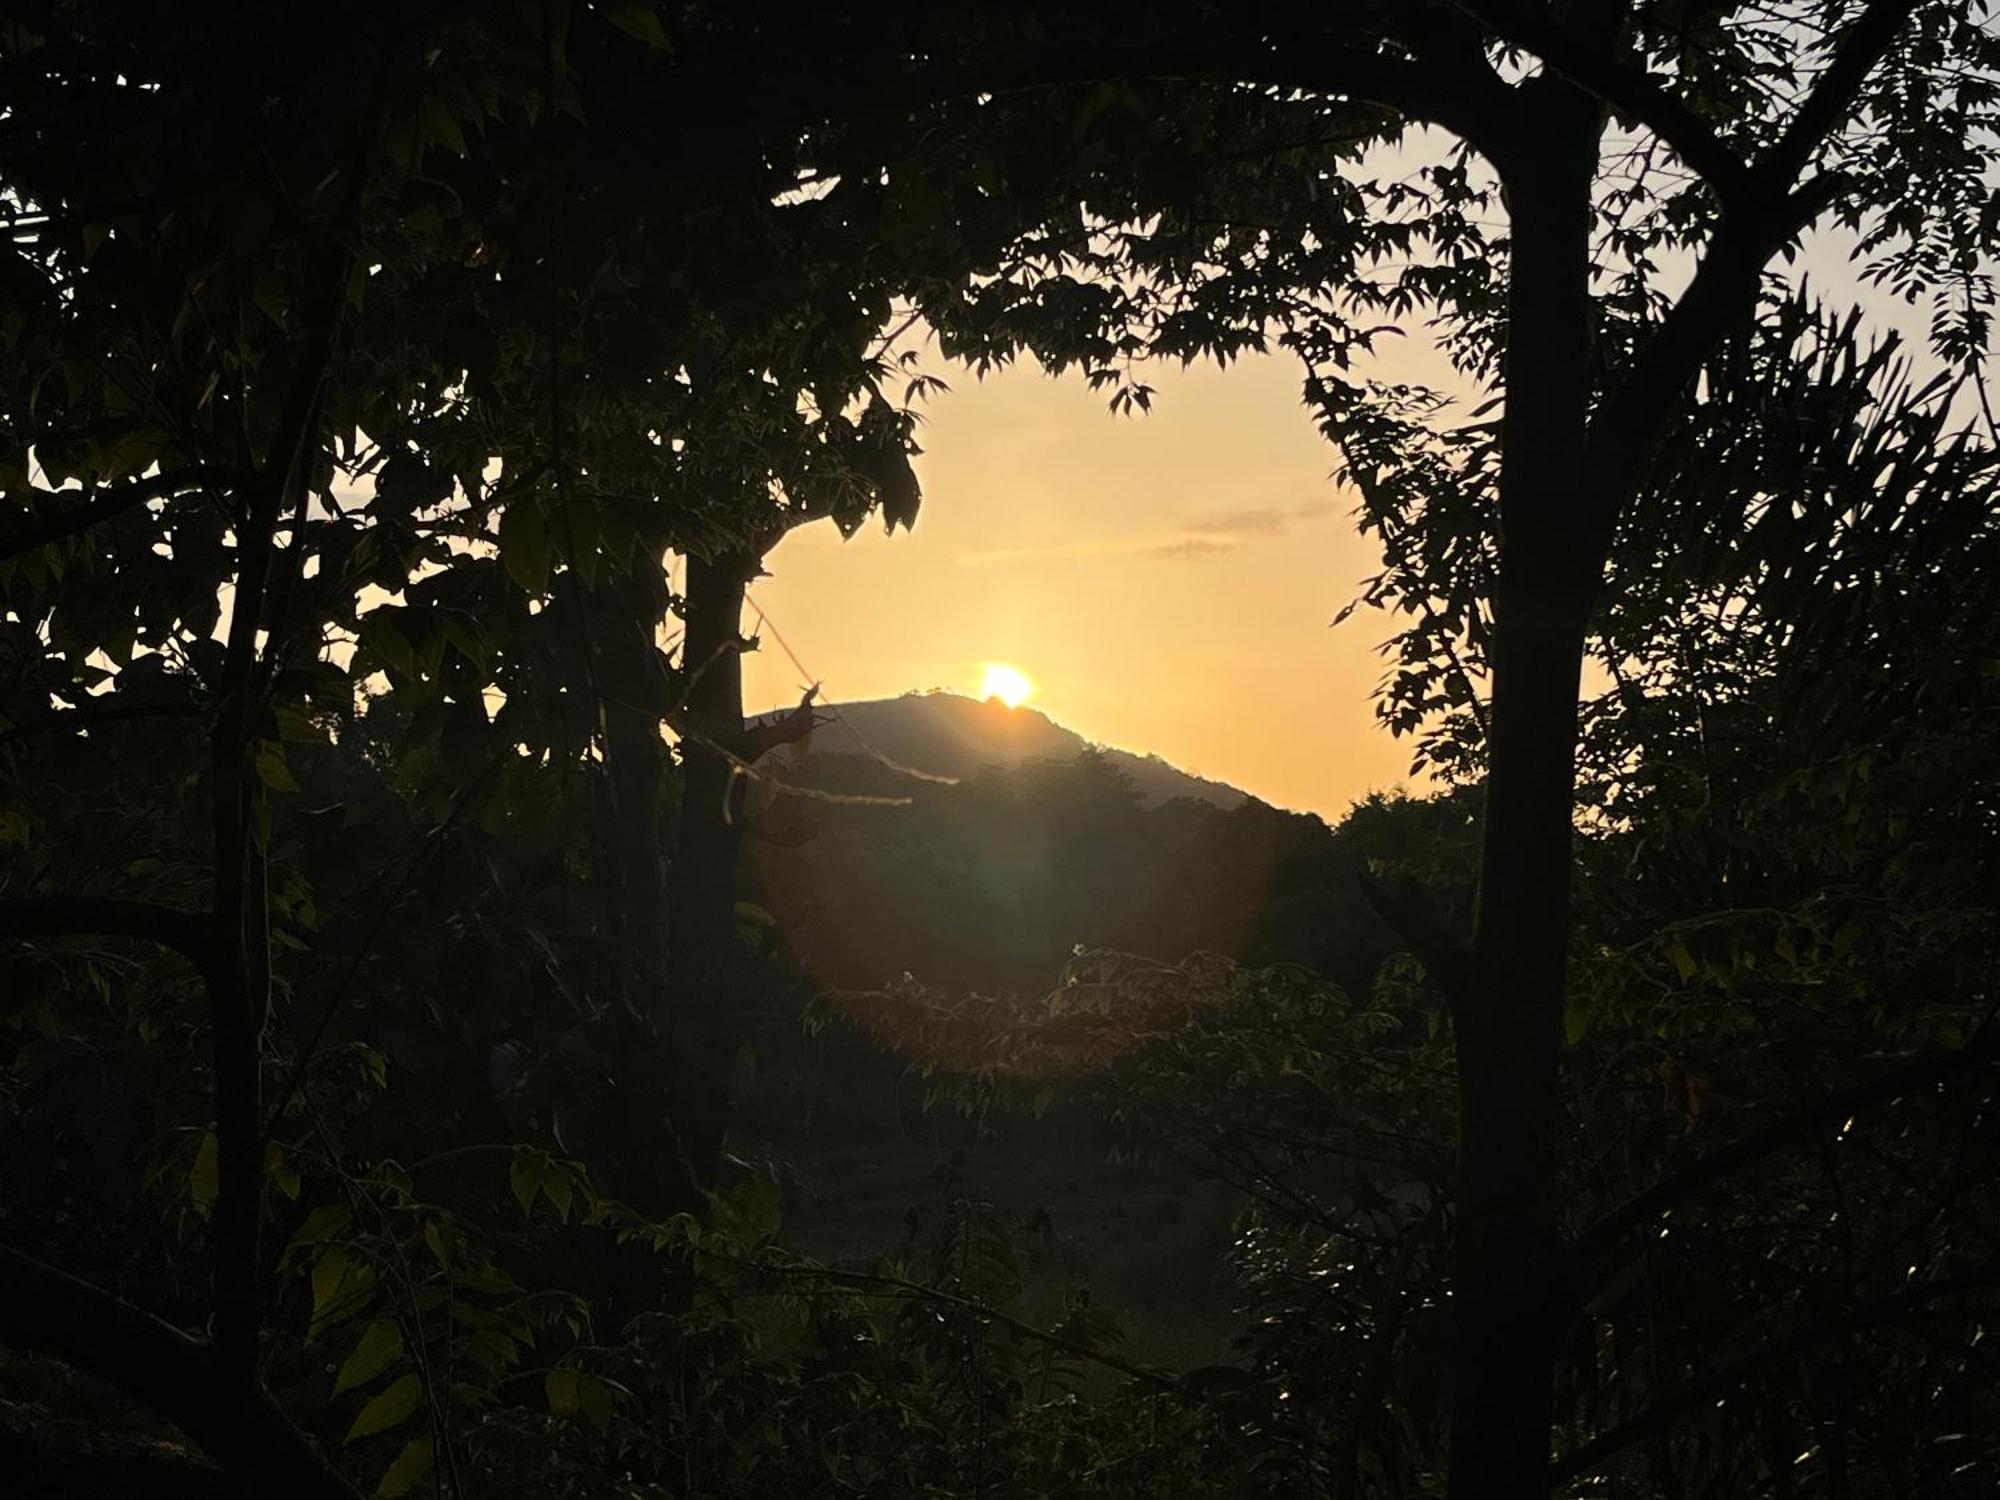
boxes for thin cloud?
[1187,507,1289,536]
[1150,538,1242,561]
[959,497,1339,568]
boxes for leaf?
[541,1163,575,1221]
[272,702,324,743]
[577,1373,613,1431]
[251,275,288,327]
[717,1171,782,1243]
[498,500,550,594]
[189,1129,219,1211]
[545,1368,580,1415]
[421,1219,451,1269]
[509,1147,545,1216]
[1664,936,1698,982]
[375,451,453,514]
[310,1245,377,1338]
[312,1245,357,1320]
[451,1260,520,1296]
[358,610,416,678]
[346,1372,423,1442]
[255,744,300,793]
[374,1437,434,1498]
[603,2,670,48]
[265,1141,302,1200]
[335,1319,404,1395]
[287,1202,352,1256]
[1563,991,1591,1045]
[402,203,446,242]
[418,97,468,158]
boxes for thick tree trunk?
[599,570,672,1005]
[664,548,758,1202]
[575,566,691,1325]
[1447,81,1601,1499]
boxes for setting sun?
[979,661,1036,708]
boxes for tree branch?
[0,1241,362,1500]
[1571,1033,1999,1269]
[1448,0,1755,198]
[736,684,824,763]
[0,895,215,973]
[1571,0,1917,569]
[0,466,243,563]
[1244,21,1519,159]
[203,41,390,1382]
[704,1251,1177,1391]
[860,8,1522,167]
[1551,1262,2000,1485]
[1578,174,1847,566]
[0,699,207,746]
[1357,869,1477,1009]
[0,1424,230,1499]
[1753,0,1919,192]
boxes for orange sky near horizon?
[738,346,1424,822]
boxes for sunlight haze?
[741,348,1421,820]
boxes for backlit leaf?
[255,744,300,793]
[603,2,670,48]
[545,1368,579,1415]
[335,1319,403,1395]
[374,1437,434,1498]
[189,1129,218,1211]
[346,1372,423,1442]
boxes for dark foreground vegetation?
[3,2,1998,1496]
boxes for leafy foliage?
[6,2,2000,1497]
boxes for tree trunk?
[1447,81,1601,1499]
[599,570,672,1006]
[575,566,689,1324]
[664,547,758,1203]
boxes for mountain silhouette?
[758,690,1250,811]
[736,692,1434,1007]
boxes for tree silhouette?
[807,2,1999,1489]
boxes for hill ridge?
[756,690,1251,811]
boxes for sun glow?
[979,661,1035,708]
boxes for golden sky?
[739,347,1418,822]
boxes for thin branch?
[0,894,215,973]
[732,684,823,763]
[1448,0,1755,198]
[0,465,244,563]
[0,699,207,746]
[711,1253,1176,1391]
[1357,869,1476,1009]
[0,1240,362,1499]
[0,1426,228,1499]
[1577,0,1918,565]
[205,39,389,1385]
[869,11,1521,167]
[1571,1032,2000,1269]
[1550,1262,2000,1485]
[1580,174,1848,562]
[1753,0,1919,193]
[264,745,508,1132]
